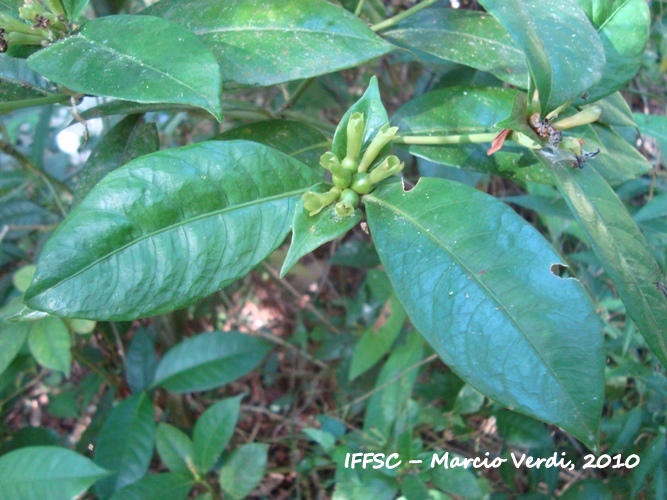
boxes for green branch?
[371,0,439,32]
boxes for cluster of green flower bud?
[302,112,404,218]
[0,0,72,53]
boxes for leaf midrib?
[31,188,308,297]
[70,33,217,110]
[386,27,525,60]
[553,164,667,358]
[195,25,386,46]
[365,190,589,429]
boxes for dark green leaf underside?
[366,178,604,449]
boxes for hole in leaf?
[550,263,571,278]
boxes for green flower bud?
[302,187,341,216]
[369,155,404,184]
[341,157,358,173]
[346,112,365,162]
[334,190,359,217]
[332,170,351,189]
[43,0,66,18]
[6,31,46,45]
[357,124,399,173]
[560,137,584,157]
[0,13,37,35]
[351,172,373,195]
[552,106,602,130]
[340,188,360,207]
[19,4,46,23]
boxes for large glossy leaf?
[219,444,268,499]
[576,0,650,103]
[110,473,194,500]
[72,115,160,207]
[391,87,552,184]
[0,322,28,377]
[215,120,330,170]
[365,178,604,449]
[547,160,667,369]
[95,392,156,499]
[193,395,242,473]
[27,316,71,376]
[281,184,362,277]
[479,0,605,115]
[383,8,528,88]
[152,331,271,393]
[25,141,320,320]
[142,0,393,88]
[331,76,389,164]
[0,54,55,103]
[27,16,224,120]
[0,446,109,500]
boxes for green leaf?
[95,392,156,499]
[547,160,667,370]
[0,322,29,377]
[0,446,108,500]
[349,294,406,381]
[365,178,604,449]
[576,0,650,103]
[27,16,224,120]
[25,141,320,320]
[193,395,242,473]
[332,76,389,164]
[426,453,482,498]
[383,8,528,88]
[156,424,194,475]
[634,113,667,159]
[453,384,485,415]
[110,473,194,500]
[391,87,552,184]
[281,184,362,277]
[478,0,605,115]
[0,1,21,12]
[153,331,270,393]
[72,115,160,207]
[588,124,651,186]
[28,316,71,377]
[62,0,89,19]
[0,54,55,103]
[13,264,35,292]
[125,327,157,394]
[219,443,268,499]
[302,428,335,452]
[215,120,330,170]
[363,333,423,439]
[631,431,666,497]
[142,0,393,88]
[593,92,636,127]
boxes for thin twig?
[262,262,343,335]
[340,353,438,414]
[371,0,439,32]
[251,328,328,370]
